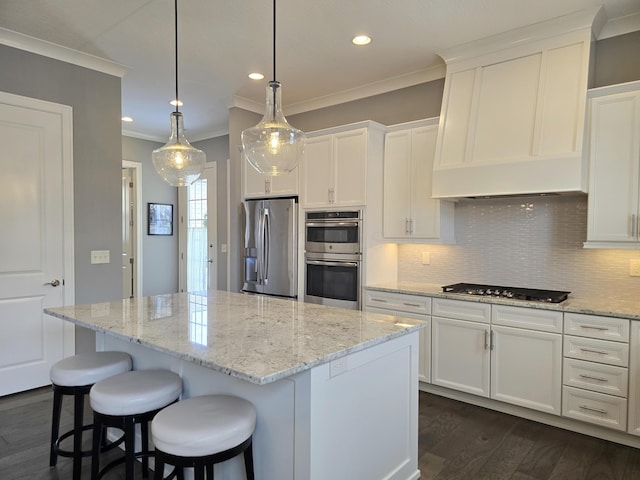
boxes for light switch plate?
[630,259,640,277]
[422,252,431,265]
[91,250,110,264]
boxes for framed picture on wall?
[148,203,173,235]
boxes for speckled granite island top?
[367,281,640,320]
[44,290,425,385]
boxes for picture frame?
[148,203,173,236]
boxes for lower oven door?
[305,256,360,310]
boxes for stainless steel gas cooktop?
[441,283,570,303]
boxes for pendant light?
[241,0,305,176]
[152,0,205,187]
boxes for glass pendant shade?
[241,81,305,176]
[152,112,205,187]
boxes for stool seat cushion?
[90,370,182,416]
[50,352,132,387]
[151,395,257,457]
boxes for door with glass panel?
[179,164,217,292]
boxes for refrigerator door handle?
[257,206,265,284]
[263,208,270,285]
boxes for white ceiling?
[1,0,639,141]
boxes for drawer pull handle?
[371,298,388,303]
[579,405,608,415]
[403,302,421,308]
[579,374,608,382]
[580,325,609,332]
[579,348,608,356]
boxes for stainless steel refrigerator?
[242,197,298,298]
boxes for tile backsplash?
[398,194,640,301]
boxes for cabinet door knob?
[44,279,61,287]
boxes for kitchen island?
[45,290,426,480]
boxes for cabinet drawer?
[563,358,628,398]
[564,336,629,367]
[492,305,563,333]
[432,298,491,324]
[365,291,431,315]
[564,313,629,342]
[562,386,627,431]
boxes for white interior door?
[0,92,74,396]
[179,164,217,292]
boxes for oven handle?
[306,260,359,267]
[305,222,360,228]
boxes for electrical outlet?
[630,259,640,277]
[330,357,348,377]
[422,252,431,265]
[91,250,110,264]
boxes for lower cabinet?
[364,290,431,383]
[629,322,640,435]
[432,299,563,415]
[562,312,630,431]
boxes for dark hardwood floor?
[2,386,640,479]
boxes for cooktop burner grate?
[442,283,570,303]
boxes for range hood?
[431,7,606,199]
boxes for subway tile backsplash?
[398,195,640,301]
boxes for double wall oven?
[304,210,362,310]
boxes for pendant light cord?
[174,0,179,115]
[272,0,277,83]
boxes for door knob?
[44,279,60,287]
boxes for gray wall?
[0,44,122,352]
[228,108,262,291]
[122,135,179,296]
[289,80,445,132]
[194,135,230,290]
[595,30,640,88]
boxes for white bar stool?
[49,351,133,480]
[90,369,183,480]
[151,395,256,480]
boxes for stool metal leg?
[91,415,103,480]
[141,420,150,478]
[72,391,85,480]
[205,462,213,479]
[244,440,255,480]
[49,387,63,467]
[194,465,205,480]
[124,416,136,479]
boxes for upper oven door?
[305,219,361,254]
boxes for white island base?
[97,330,420,480]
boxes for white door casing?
[0,92,75,396]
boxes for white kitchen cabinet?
[432,315,490,397]
[432,300,562,415]
[302,125,377,208]
[562,313,630,431]
[431,10,601,198]
[584,82,640,248]
[383,119,454,242]
[242,159,298,199]
[627,322,640,436]
[364,290,431,383]
[491,325,562,415]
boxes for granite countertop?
[44,290,425,386]
[366,281,640,321]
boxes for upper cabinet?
[384,118,454,242]
[432,8,605,199]
[301,122,384,208]
[242,158,299,199]
[584,82,640,248]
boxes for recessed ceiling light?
[121,116,133,122]
[249,72,265,80]
[352,35,372,46]
[170,99,184,107]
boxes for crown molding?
[598,12,640,39]
[0,28,126,78]
[231,64,445,117]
